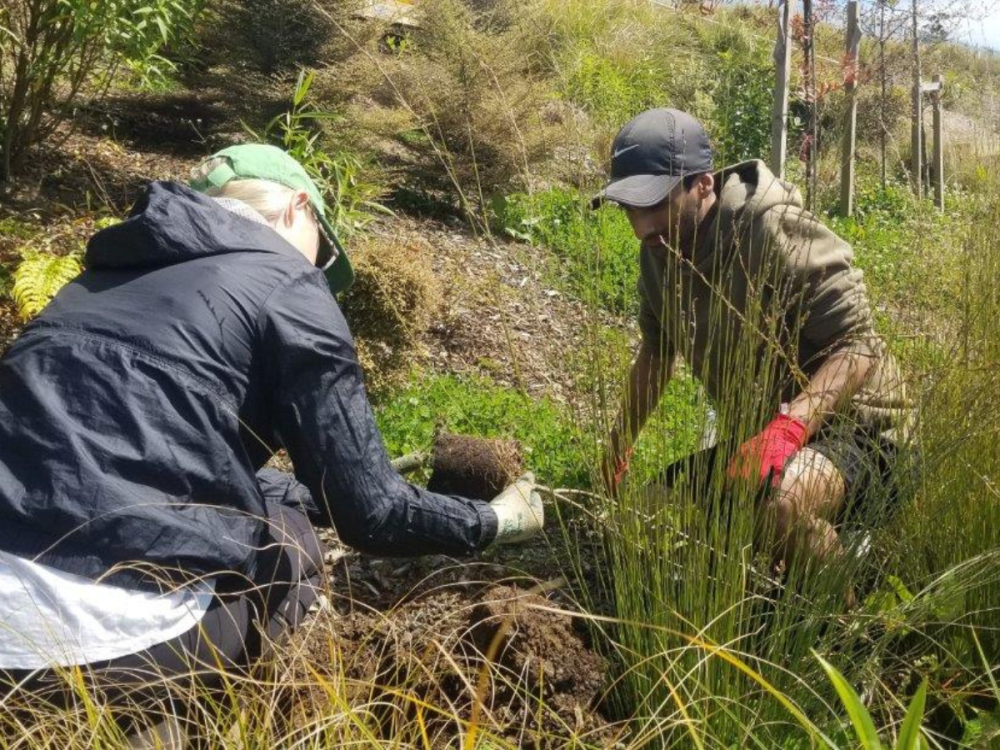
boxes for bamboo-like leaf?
[816,653,883,750]
[895,679,927,750]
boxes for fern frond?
[12,251,83,320]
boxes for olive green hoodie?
[638,160,910,441]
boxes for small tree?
[0,0,206,182]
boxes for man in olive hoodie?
[598,109,911,592]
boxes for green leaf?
[816,653,882,750]
[895,679,927,750]
[292,69,314,107]
[12,251,83,320]
[155,15,168,44]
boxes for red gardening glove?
[601,445,634,497]
[727,414,809,487]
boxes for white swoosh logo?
[613,144,640,159]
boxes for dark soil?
[71,93,232,155]
[290,582,618,747]
[426,433,524,501]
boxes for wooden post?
[803,0,817,210]
[770,0,794,178]
[879,0,888,189]
[932,73,945,211]
[840,1,861,216]
[911,0,922,199]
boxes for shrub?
[0,0,207,180]
[329,0,560,226]
[249,70,392,239]
[207,0,336,74]
[699,20,776,165]
[339,235,442,400]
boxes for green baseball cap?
[189,143,354,294]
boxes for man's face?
[622,179,704,254]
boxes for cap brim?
[590,173,682,210]
[318,214,354,295]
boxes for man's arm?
[602,341,674,492]
[786,348,874,438]
[729,208,882,485]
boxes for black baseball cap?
[592,108,714,209]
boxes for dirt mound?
[470,585,606,718]
[289,584,612,746]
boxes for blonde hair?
[203,179,296,224]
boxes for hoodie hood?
[86,181,301,271]
[690,160,802,273]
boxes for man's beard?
[672,203,701,258]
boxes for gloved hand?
[727,414,808,487]
[489,472,544,544]
[600,444,634,498]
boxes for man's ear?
[697,173,714,199]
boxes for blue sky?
[735,1,1000,52]
[955,10,1000,51]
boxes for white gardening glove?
[489,472,544,544]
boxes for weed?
[340,235,442,401]
[247,69,392,239]
[376,372,591,492]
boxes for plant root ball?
[426,433,524,501]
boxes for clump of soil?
[426,433,524,501]
[469,585,606,719]
[288,584,612,746]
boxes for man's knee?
[776,448,846,518]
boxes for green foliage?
[494,187,638,315]
[105,0,208,88]
[818,654,928,750]
[375,373,591,491]
[0,0,207,178]
[700,23,776,165]
[12,251,82,320]
[250,70,391,239]
[564,50,665,127]
[825,177,967,346]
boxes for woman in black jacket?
[0,144,542,737]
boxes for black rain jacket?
[0,182,497,590]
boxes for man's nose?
[628,210,655,241]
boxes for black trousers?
[0,470,324,718]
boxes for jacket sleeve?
[770,205,879,360]
[257,271,498,557]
